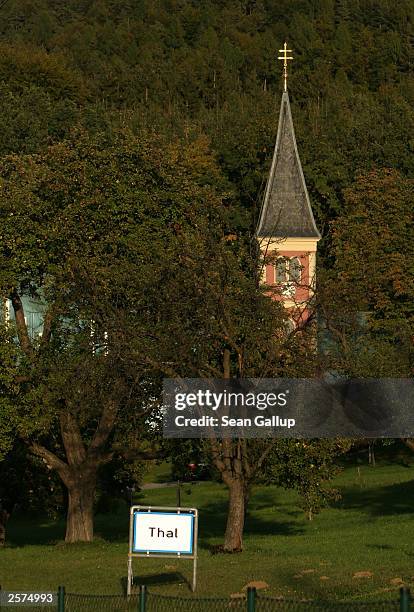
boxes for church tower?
[256,43,320,326]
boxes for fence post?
[247,587,256,612]
[138,585,147,612]
[400,587,412,612]
[57,586,65,612]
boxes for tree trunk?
[223,478,246,552]
[65,474,96,543]
[31,401,119,544]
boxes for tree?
[319,168,413,377]
[141,223,345,551]
[264,438,350,522]
[0,127,224,542]
[319,168,414,459]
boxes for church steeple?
[257,44,320,324]
[256,90,320,239]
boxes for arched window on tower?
[289,257,302,283]
[275,257,288,283]
[274,257,302,285]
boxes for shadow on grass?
[6,502,129,547]
[6,517,66,547]
[120,572,189,595]
[13,476,413,549]
[95,496,303,549]
[366,543,393,550]
[248,487,303,517]
[195,495,304,550]
[337,479,414,517]
[340,440,413,469]
[6,488,303,548]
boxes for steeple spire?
[278,42,293,92]
[256,45,320,321]
[256,82,320,239]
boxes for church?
[256,44,320,328]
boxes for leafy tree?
[264,439,350,521]
[319,168,414,459]
[0,0,413,234]
[319,168,413,377]
[140,223,345,550]
[0,127,224,542]
[0,0,412,552]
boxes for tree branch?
[29,442,70,482]
[208,437,227,475]
[10,290,33,358]
[251,441,276,477]
[40,306,55,348]
[87,399,118,458]
[60,411,87,466]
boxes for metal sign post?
[127,505,198,595]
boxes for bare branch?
[208,437,227,475]
[144,355,183,380]
[223,348,231,379]
[198,364,223,378]
[251,441,276,477]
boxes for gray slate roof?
[256,92,321,239]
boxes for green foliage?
[319,168,413,376]
[0,43,84,102]
[0,326,20,459]
[0,441,64,518]
[264,439,351,520]
[0,126,232,540]
[3,462,414,599]
[96,456,146,513]
[0,0,411,230]
[168,440,210,480]
[0,0,412,544]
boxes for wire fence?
[0,586,411,611]
[146,591,246,611]
[65,593,139,611]
[256,593,403,611]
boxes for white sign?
[133,511,194,554]
[127,506,198,595]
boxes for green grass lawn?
[1,459,414,602]
[142,460,173,484]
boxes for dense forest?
[0,0,413,239]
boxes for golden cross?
[278,42,293,92]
